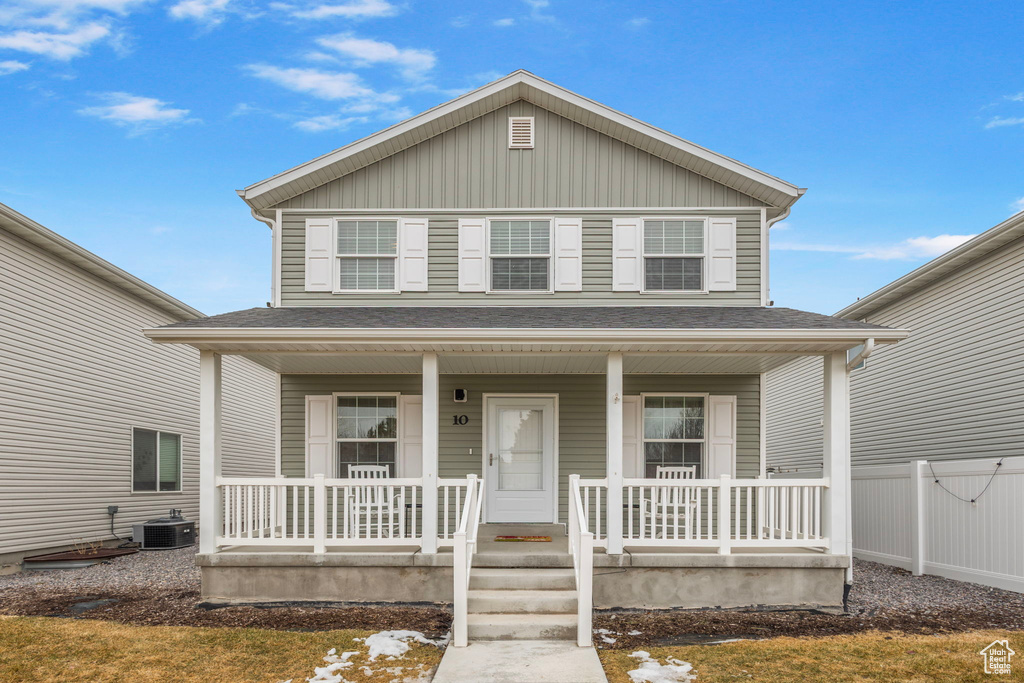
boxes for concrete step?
[470,568,576,591]
[467,613,577,641]
[468,589,577,614]
[473,553,574,568]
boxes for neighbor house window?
[642,395,705,477]
[337,219,398,291]
[489,219,551,291]
[132,428,182,492]
[643,219,705,291]
[336,395,398,476]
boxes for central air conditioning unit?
[132,509,195,550]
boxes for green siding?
[279,210,762,306]
[275,101,766,211]
[281,373,760,523]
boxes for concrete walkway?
[432,640,608,683]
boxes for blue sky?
[1,0,1022,315]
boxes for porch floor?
[201,524,846,570]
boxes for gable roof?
[0,202,203,321]
[239,70,804,212]
[838,210,1024,320]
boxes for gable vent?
[508,116,535,149]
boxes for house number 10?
[452,415,469,425]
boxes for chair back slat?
[656,466,696,480]
[348,465,389,479]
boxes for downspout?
[841,336,873,605]
[846,338,875,372]
[763,197,799,305]
[247,205,279,307]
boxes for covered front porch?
[144,306,906,646]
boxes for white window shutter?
[399,395,422,477]
[553,217,583,291]
[612,217,642,291]
[304,217,333,292]
[707,395,737,478]
[708,217,737,291]
[399,218,429,291]
[622,395,642,478]
[305,395,334,477]
[458,218,487,292]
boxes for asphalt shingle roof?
[161,306,891,331]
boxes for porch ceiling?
[230,351,824,375]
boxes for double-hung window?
[132,427,182,492]
[642,395,705,478]
[489,219,551,292]
[336,219,398,292]
[643,219,706,292]
[336,395,398,476]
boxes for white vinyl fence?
[849,456,1024,593]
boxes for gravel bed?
[1,551,1021,641]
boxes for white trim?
[640,216,709,295]
[271,209,282,306]
[759,372,766,479]
[240,71,801,209]
[130,425,184,494]
[638,392,710,476]
[759,207,768,307]
[274,373,282,477]
[485,216,555,295]
[332,217,401,295]
[481,393,560,524]
[278,207,768,215]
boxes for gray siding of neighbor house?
[279,210,763,306]
[766,232,1024,471]
[274,101,768,211]
[280,373,761,523]
[0,227,277,559]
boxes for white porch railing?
[451,475,485,648]
[216,474,484,552]
[568,474,595,647]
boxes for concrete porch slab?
[433,641,607,683]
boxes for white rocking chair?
[642,466,698,539]
[347,465,402,538]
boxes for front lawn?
[599,630,1021,682]
[0,616,445,683]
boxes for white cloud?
[1012,197,1024,213]
[0,59,30,74]
[493,17,514,26]
[278,0,397,19]
[986,116,1024,129]
[0,22,109,59]
[78,92,194,132]
[626,17,648,28]
[168,0,231,25]
[774,234,976,261]
[1007,93,1024,102]
[293,113,366,132]
[315,33,435,79]
[245,63,398,105]
[449,15,469,28]
[524,0,554,22]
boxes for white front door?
[485,396,556,523]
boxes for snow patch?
[627,651,696,682]
[628,630,643,635]
[357,630,447,661]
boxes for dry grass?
[0,616,444,683]
[599,630,1023,682]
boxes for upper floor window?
[643,219,705,292]
[489,219,551,292]
[337,219,398,292]
[132,427,182,492]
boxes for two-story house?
[144,71,906,646]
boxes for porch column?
[822,352,851,572]
[421,352,439,554]
[606,352,624,555]
[199,350,223,555]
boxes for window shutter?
[304,217,333,292]
[399,218,429,291]
[622,395,642,478]
[612,217,642,291]
[458,217,487,291]
[305,395,334,477]
[553,217,583,291]
[399,395,422,477]
[708,217,737,291]
[707,395,737,478]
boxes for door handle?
[489,453,494,466]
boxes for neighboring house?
[144,71,905,646]
[0,202,277,566]
[766,210,1024,592]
